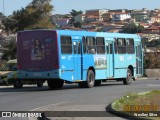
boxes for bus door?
[135,42,143,75]
[73,40,82,80]
[105,40,114,78]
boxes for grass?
[112,90,160,120]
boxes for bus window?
[61,36,72,54]
[110,44,113,54]
[96,37,105,54]
[82,37,86,54]
[78,42,81,54]
[116,38,126,54]
[86,37,96,54]
[126,39,135,54]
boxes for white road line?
[147,84,160,87]
[30,101,69,111]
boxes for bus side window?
[86,37,96,54]
[61,36,72,54]
[126,38,135,54]
[96,37,105,54]
[116,38,126,54]
[82,37,86,54]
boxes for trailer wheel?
[37,82,43,87]
[47,80,64,90]
[78,70,95,88]
[123,68,132,85]
[14,80,23,89]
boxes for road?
[0,79,160,120]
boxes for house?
[151,16,160,23]
[81,24,96,31]
[101,13,113,22]
[75,14,86,23]
[84,16,100,23]
[55,18,71,27]
[143,26,160,34]
[51,14,72,24]
[150,9,160,17]
[139,23,150,28]
[130,9,149,22]
[112,12,131,22]
[85,9,108,21]
[109,9,126,13]
[103,23,124,32]
[140,33,160,42]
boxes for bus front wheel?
[123,69,132,85]
[78,70,95,88]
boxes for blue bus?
[17,30,143,89]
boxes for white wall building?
[112,13,131,21]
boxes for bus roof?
[18,29,141,40]
[56,30,141,40]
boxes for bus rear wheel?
[14,80,23,89]
[78,70,95,88]
[47,80,64,90]
[123,69,132,85]
[37,82,43,87]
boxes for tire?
[123,69,132,85]
[78,70,95,88]
[37,82,43,87]
[94,80,101,86]
[47,80,64,90]
[14,80,23,89]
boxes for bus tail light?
[18,65,21,69]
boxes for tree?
[70,9,83,27]
[3,0,54,33]
[2,16,16,34]
[121,23,144,34]
[1,39,17,61]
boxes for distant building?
[130,9,149,22]
[75,14,86,23]
[140,33,160,42]
[151,16,160,23]
[109,9,126,13]
[85,9,108,21]
[55,18,71,27]
[112,13,131,21]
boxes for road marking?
[147,84,160,87]
[30,101,69,111]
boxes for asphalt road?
[0,78,160,120]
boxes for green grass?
[112,90,160,120]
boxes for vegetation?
[121,23,144,34]
[70,9,83,28]
[143,39,160,69]
[1,39,17,61]
[112,90,160,120]
[2,0,54,33]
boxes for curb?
[107,102,151,120]
[137,77,160,80]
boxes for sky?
[0,0,160,16]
